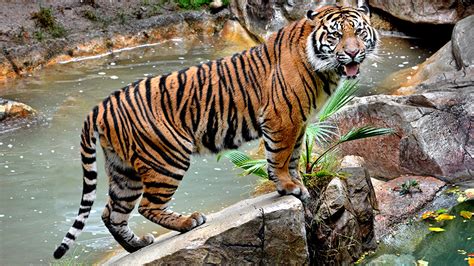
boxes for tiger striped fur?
[54,4,378,259]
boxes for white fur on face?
[305,31,338,72]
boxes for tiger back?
[54,4,378,259]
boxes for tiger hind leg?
[101,151,154,252]
[136,163,206,232]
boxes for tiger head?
[305,5,379,78]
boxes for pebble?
[98,72,106,75]
[110,75,119,80]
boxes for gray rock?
[452,15,474,69]
[368,0,473,24]
[106,193,308,265]
[366,254,417,265]
[306,156,377,264]
[230,0,316,40]
[334,86,473,183]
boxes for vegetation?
[31,7,66,40]
[393,179,421,196]
[218,80,394,192]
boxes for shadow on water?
[0,35,438,264]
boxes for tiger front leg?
[262,122,310,203]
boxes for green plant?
[393,179,421,196]
[117,9,129,25]
[218,80,394,188]
[217,150,268,179]
[176,0,212,9]
[33,30,45,42]
[83,9,99,21]
[31,7,66,39]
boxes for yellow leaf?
[468,257,474,266]
[422,211,435,220]
[435,213,456,221]
[460,211,473,220]
[417,259,429,266]
[458,195,467,203]
[428,227,445,232]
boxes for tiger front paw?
[277,181,311,204]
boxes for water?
[0,35,436,264]
[364,200,474,265]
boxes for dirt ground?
[0,0,189,47]
[0,1,230,81]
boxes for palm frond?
[317,79,360,122]
[217,150,268,179]
[306,121,338,145]
[337,126,394,143]
[308,126,393,172]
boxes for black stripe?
[143,193,168,204]
[81,153,96,164]
[143,181,178,189]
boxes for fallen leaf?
[422,211,435,220]
[435,213,456,221]
[416,260,428,266]
[435,209,448,214]
[467,257,474,266]
[458,249,467,255]
[428,227,445,232]
[460,211,473,220]
[417,259,429,266]
[458,195,467,203]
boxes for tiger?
[54,4,378,259]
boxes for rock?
[106,193,308,265]
[382,41,458,95]
[367,254,417,265]
[334,85,473,183]
[230,0,316,40]
[452,15,474,69]
[368,0,474,24]
[0,98,36,121]
[306,155,378,264]
[220,19,259,50]
[380,16,474,95]
[373,175,445,237]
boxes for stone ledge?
[106,193,308,265]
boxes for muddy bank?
[0,1,231,82]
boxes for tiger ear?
[357,3,370,16]
[306,10,317,20]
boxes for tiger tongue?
[343,63,359,77]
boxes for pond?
[364,198,474,265]
[0,35,436,264]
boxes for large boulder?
[333,86,473,183]
[452,15,474,69]
[373,175,445,237]
[368,0,473,24]
[230,0,316,40]
[106,193,309,265]
[380,15,474,95]
[306,155,378,265]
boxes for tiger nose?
[345,48,360,58]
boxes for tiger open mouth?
[340,62,360,78]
